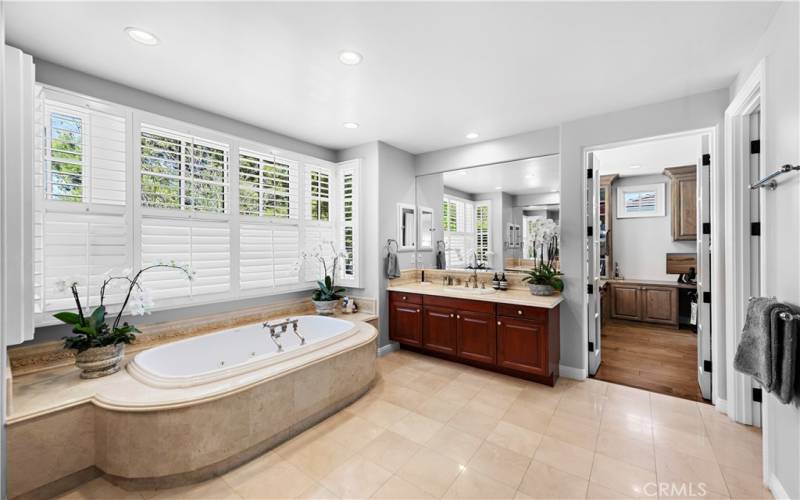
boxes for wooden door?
[641,286,678,326]
[456,310,496,364]
[497,317,547,376]
[422,305,457,354]
[390,302,422,346]
[611,284,641,320]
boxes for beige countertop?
[387,282,564,309]
[8,313,377,424]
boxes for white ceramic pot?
[74,343,125,379]
[313,299,339,316]
[529,284,556,296]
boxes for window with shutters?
[475,201,491,265]
[239,151,298,219]
[442,195,475,268]
[306,166,331,222]
[140,125,229,214]
[34,88,362,326]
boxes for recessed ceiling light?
[125,27,159,46]
[494,186,502,190]
[551,189,558,192]
[466,132,479,140]
[525,174,535,179]
[338,51,363,65]
[343,122,359,129]
[458,171,467,176]
[629,165,642,169]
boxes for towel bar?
[750,164,800,190]
[779,311,800,321]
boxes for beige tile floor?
[57,351,771,500]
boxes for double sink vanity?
[387,278,562,386]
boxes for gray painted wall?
[612,174,695,281]
[514,192,560,206]
[731,2,799,497]
[34,60,336,162]
[1,8,8,497]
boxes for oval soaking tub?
[128,315,359,388]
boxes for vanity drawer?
[390,291,423,305]
[497,304,548,322]
[424,294,495,314]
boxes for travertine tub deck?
[7,312,378,499]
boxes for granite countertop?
[386,282,564,309]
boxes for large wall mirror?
[415,154,561,274]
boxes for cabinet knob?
[416,309,420,313]
[402,296,407,300]
[517,310,523,315]
[450,313,455,318]
[497,321,502,326]
[457,314,461,319]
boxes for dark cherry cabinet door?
[497,317,547,376]
[422,305,458,354]
[390,302,422,346]
[457,311,496,364]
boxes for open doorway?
[585,132,714,402]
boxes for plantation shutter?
[476,201,490,265]
[35,89,131,320]
[337,160,360,286]
[239,224,300,291]
[239,150,298,219]
[140,217,231,301]
[305,165,332,222]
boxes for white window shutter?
[2,46,36,344]
[240,223,300,291]
[337,159,360,287]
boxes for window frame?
[34,86,362,326]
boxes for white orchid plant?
[300,242,347,302]
[54,261,195,352]
[526,218,560,267]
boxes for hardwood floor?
[594,319,707,402]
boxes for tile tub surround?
[54,350,769,500]
[8,296,377,376]
[7,320,378,498]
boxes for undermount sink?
[447,286,497,296]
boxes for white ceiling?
[443,155,559,195]
[6,2,778,154]
[596,135,699,177]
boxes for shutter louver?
[141,217,231,301]
[338,161,359,284]
[239,151,298,219]
[240,224,300,290]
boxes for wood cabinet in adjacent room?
[664,165,697,241]
[611,283,642,321]
[609,281,684,327]
[641,286,678,325]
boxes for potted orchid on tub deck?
[302,242,346,315]
[55,262,194,379]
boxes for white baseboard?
[713,398,727,413]
[559,364,587,380]
[377,343,399,357]
[768,473,790,500]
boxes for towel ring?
[436,240,446,252]
[386,239,399,253]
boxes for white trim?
[378,342,400,357]
[559,364,587,380]
[581,127,718,395]
[768,473,790,500]
[723,59,765,426]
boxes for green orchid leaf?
[53,311,81,325]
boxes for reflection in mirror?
[415,154,560,274]
[418,207,433,250]
[397,203,416,251]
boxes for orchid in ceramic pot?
[301,242,346,315]
[54,262,194,378]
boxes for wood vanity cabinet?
[389,291,559,385]
[389,293,422,346]
[664,165,697,241]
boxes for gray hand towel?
[771,307,798,404]
[385,251,400,279]
[436,250,445,270]
[734,297,781,390]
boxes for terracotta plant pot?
[529,284,556,296]
[312,299,339,316]
[74,343,125,379]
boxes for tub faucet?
[263,318,303,349]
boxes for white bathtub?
[128,315,358,388]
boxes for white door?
[587,152,601,376]
[696,135,712,399]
